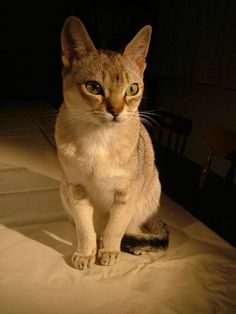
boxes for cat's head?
[61,16,152,125]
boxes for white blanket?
[0,102,235,314]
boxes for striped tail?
[121,215,169,255]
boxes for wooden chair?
[151,110,192,156]
[199,125,236,190]
[148,110,193,204]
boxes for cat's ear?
[61,16,96,67]
[123,25,152,74]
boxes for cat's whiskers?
[139,110,161,117]
[140,116,159,129]
[59,109,106,126]
[60,113,94,124]
[128,110,160,129]
[124,110,152,128]
[60,109,160,129]
[93,111,104,118]
[138,115,152,128]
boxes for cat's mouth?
[112,116,122,123]
[109,114,129,124]
[104,117,123,125]
[94,111,127,124]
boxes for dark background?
[0,0,160,106]
[0,0,235,246]
[0,0,236,106]
[1,0,235,106]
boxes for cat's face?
[61,17,151,126]
[64,51,144,124]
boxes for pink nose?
[106,103,123,117]
[107,107,120,117]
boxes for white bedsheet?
[0,102,235,314]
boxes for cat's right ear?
[61,16,96,67]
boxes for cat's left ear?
[123,25,152,74]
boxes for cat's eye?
[85,81,103,95]
[126,83,139,96]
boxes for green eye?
[86,81,103,95]
[126,83,139,96]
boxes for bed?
[0,102,235,314]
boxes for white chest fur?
[57,125,132,210]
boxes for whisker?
[139,113,160,127]
[126,110,159,128]
[59,111,102,125]
[139,110,161,117]
[140,117,153,129]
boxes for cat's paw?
[71,251,95,270]
[97,249,120,266]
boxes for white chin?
[117,115,129,123]
[114,117,125,123]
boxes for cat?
[55,16,169,270]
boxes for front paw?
[97,249,120,266]
[71,251,95,270]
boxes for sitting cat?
[55,16,169,270]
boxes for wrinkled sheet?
[0,102,236,314]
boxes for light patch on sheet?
[44,230,73,246]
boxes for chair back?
[199,125,236,190]
[152,110,192,156]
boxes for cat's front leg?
[68,184,97,270]
[98,203,133,266]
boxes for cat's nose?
[110,109,119,118]
[106,105,121,118]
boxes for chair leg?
[199,153,212,189]
[225,161,236,192]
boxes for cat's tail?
[121,214,169,255]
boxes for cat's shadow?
[6,218,76,267]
